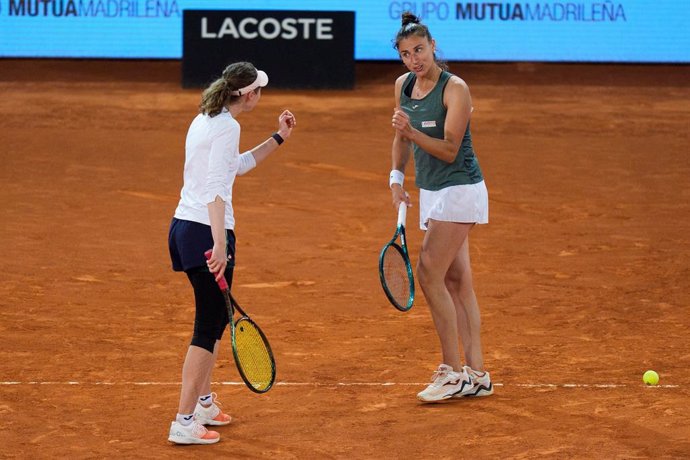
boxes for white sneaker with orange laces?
[168,420,220,445]
[416,364,473,403]
[194,392,232,426]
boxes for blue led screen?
[0,1,687,62]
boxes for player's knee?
[445,266,471,291]
[417,255,439,289]
[192,317,226,353]
[191,333,216,353]
[444,268,462,287]
[186,268,229,354]
[444,276,460,294]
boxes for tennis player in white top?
[167,61,295,445]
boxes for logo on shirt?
[421,120,436,128]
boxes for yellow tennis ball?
[643,370,659,386]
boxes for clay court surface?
[1,59,689,458]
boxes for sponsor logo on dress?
[421,120,436,128]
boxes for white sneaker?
[417,364,473,403]
[194,392,232,426]
[466,367,494,397]
[454,366,494,398]
[168,420,220,445]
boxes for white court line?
[0,381,680,388]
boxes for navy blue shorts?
[168,218,236,272]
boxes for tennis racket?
[378,202,415,311]
[204,250,276,393]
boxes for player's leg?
[445,239,494,397]
[194,339,232,426]
[178,345,216,415]
[199,339,220,398]
[167,222,233,442]
[169,269,226,444]
[416,219,475,402]
[195,256,233,425]
[199,260,233,396]
[452,293,473,366]
[445,236,484,371]
[417,219,472,370]
[168,344,220,444]
[188,268,232,424]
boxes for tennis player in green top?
[389,11,494,403]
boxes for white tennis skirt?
[419,180,489,230]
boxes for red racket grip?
[204,249,229,291]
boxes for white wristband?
[389,169,404,188]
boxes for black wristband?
[271,132,284,145]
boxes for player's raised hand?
[278,110,296,139]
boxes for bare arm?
[391,76,472,164]
[206,195,227,281]
[391,74,413,208]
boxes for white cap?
[230,70,268,96]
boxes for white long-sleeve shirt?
[174,109,256,230]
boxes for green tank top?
[400,71,483,190]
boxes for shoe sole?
[418,390,476,403]
[417,394,454,403]
[417,381,475,403]
[168,435,220,445]
[453,383,494,398]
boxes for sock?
[176,413,194,426]
[199,393,213,407]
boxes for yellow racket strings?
[234,320,274,391]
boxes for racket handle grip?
[397,201,407,227]
[204,249,229,291]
